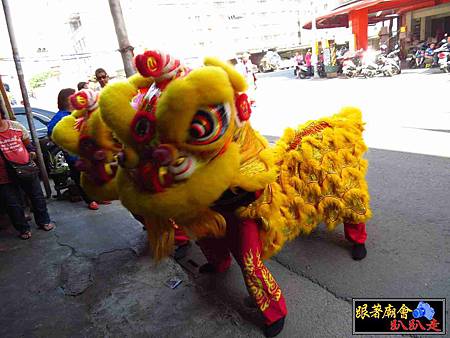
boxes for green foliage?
[29,70,58,89]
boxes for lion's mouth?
[169,155,195,181]
[75,155,117,186]
[78,135,119,185]
[133,154,197,193]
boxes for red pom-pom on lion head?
[134,50,183,82]
[70,89,99,111]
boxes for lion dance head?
[99,51,275,259]
[52,88,122,201]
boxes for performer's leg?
[344,222,367,260]
[227,215,287,336]
[197,236,232,273]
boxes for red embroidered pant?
[344,222,367,244]
[174,228,190,246]
[197,212,287,325]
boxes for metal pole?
[0,76,15,120]
[311,3,319,78]
[108,0,135,77]
[1,0,52,197]
[0,84,9,119]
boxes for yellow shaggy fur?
[237,107,371,258]
[99,55,371,260]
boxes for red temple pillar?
[349,9,368,50]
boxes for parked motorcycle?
[386,46,401,74]
[294,63,309,79]
[316,61,327,78]
[434,42,450,72]
[406,46,417,68]
[360,49,381,78]
[336,47,349,74]
[41,140,71,199]
[342,50,363,78]
[375,54,396,77]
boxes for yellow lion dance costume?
[51,88,122,202]
[97,50,371,336]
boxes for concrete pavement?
[1,147,448,337]
[0,195,359,338]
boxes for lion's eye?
[136,119,150,136]
[188,103,230,145]
[130,111,156,143]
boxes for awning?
[303,0,450,29]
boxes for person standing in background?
[0,110,55,239]
[305,49,312,77]
[77,81,89,91]
[95,68,109,89]
[240,53,257,105]
[294,52,304,65]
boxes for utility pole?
[1,0,52,197]
[0,83,10,120]
[0,76,15,120]
[311,2,319,78]
[108,0,135,77]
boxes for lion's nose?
[152,144,177,166]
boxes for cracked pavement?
[0,147,448,337]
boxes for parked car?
[12,106,70,197]
[12,107,54,139]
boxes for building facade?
[401,1,450,45]
[1,0,356,92]
[123,0,305,60]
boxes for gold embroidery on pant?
[261,261,282,302]
[243,249,282,312]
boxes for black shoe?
[243,296,257,308]
[199,263,217,274]
[264,317,285,337]
[352,243,367,260]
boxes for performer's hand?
[29,152,37,160]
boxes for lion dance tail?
[238,106,372,259]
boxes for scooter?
[376,54,396,77]
[316,61,327,78]
[342,50,363,78]
[295,63,309,79]
[360,63,377,78]
[386,48,401,74]
[336,47,348,74]
[361,48,387,78]
[434,43,450,72]
[41,140,72,199]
